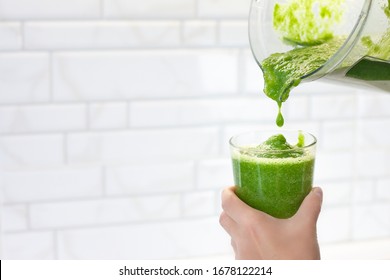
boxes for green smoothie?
[262,37,345,126]
[345,2,390,82]
[345,22,390,82]
[231,132,316,218]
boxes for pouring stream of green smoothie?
[261,0,390,127]
[262,37,344,126]
[263,0,345,127]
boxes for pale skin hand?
[219,186,323,260]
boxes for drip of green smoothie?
[276,103,284,127]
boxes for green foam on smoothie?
[258,134,305,158]
[240,133,307,159]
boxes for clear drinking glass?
[229,130,317,219]
[249,0,390,92]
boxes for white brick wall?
[0,134,64,168]
[88,102,128,129]
[103,0,196,19]
[182,21,217,46]
[2,231,55,259]
[352,203,390,240]
[0,104,87,133]
[0,53,50,103]
[197,0,251,18]
[2,166,102,202]
[57,217,230,259]
[0,22,22,50]
[318,206,351,243]
[105,162,195,195]
[67,128,219,164]
[129,97,276,127]
[52,50,238,101]
[0,0,101,19]
[1,0,390,260]
[29,194,182,228]
[25,21,182,50]
[1,205,28,231]
[377,179,390,200]
[219,21,248,46]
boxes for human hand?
[219,186,323,260]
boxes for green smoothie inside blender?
[260,0,390,127]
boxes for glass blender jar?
[249,0,390,92]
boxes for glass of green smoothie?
[230,130,316,219]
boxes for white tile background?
[0,0,390,260]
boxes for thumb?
[294,187,323,225]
